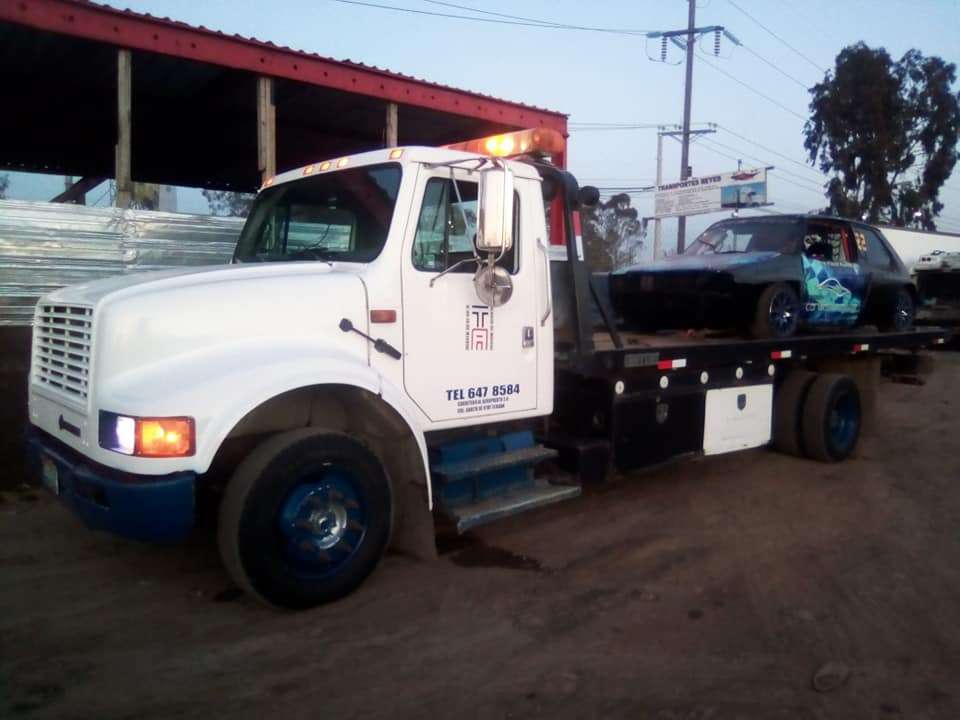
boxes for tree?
[0,174,8,200]
[580,193,644,271]
[202,189,254,217]
[805,43,960,230]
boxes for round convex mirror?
[474,264,514,307]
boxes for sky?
[6,0,960,246]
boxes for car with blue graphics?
[610,214,916,338]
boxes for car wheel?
[879,287,915,332]
[218,428,392,610]
[800,373,861,462]
[772,369,817,457]
[752,283,800,339]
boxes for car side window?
[857,227,895,269]
[412,177,519,274]
[803,223,854,263]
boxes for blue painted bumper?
[25,429,196,543]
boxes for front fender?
[100,338,432,507]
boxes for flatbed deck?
[580,326,950,377]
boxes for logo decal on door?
[465,304,494,350]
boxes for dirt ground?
[3,355,960,720]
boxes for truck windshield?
[685,217,803,255]
[234,163,402,263]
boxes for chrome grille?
[33,303,93,402]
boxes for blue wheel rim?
[277,467,367,576]
[769,290,798,336]
[829,391,859,451]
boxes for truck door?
[800,218,866,326]
[400,165,541,424]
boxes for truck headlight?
[99,412,195,457]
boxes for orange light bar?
[137,417,195,457]
[443,127,566,158]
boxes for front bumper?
[25,427,196,543]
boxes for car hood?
[617,251,782,274]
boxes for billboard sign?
[654,168,768,219]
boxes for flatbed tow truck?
[25,128,949,609]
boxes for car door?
[400,165,541,426]
[853,223,904,311]
[799,219,866,327]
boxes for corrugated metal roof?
[24,0,567,120]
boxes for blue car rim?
[829,391,859,451]
[277,466,367,576]
[769,289,798,335]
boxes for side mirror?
[477,166,514,253]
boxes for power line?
[329,0,650,34]
[716,125,826,177]
[726,0,827,74]
[737,43,811,90]
[696,52,807,121]
[694,138,826,197]
[698,136,826,192]
[421,0,650,34]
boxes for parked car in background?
[609,214,916,338]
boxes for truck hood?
[43,262,372,385]
[616,251,781,275]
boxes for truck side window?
[858,226,895,269]
[412,177,518,274]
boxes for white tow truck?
[26,129,949,609]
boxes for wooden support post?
[115,49,132,209]
[385,102,399,148]
[257,76,277,184]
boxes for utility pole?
[677,0,696,253]
[654,129,664,259]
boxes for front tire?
[752,283,800,339]
[218,429,392,610]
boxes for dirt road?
[3,356,960,719]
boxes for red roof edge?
[1,0,567,133]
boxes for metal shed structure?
[0,0,567,205]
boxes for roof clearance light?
[389,148,404,160]
[319,161,331,171]
[263,176,275,188]
[337,157,350,168]
[303,164,315,176]
[443,127,566,158]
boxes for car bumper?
[25,428,196,543]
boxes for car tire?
[772,369,817,457]
[878,286,915,332]
[218,428,392,610]
[752,283,800,339]
[800,373,861,462]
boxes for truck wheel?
[772,369,817,456]
[218,429,391,610]
[752,283,799,339]
[800,373,861,462]
[878,287,915,332]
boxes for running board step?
[449,478,581,533]
[432,445,558,483]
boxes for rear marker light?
[771,350,792,359]
[852,343,870,353]
[656,358,687,370]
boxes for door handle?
[537,237,552,327]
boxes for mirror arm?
[428,256,479,287]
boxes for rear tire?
[772,369,817,456]
[800,373,861,462]
[878,286,915,332]
[752,283,800,339]
[218,428,392,610]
